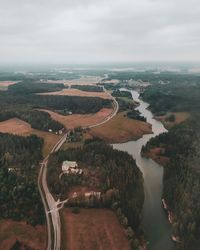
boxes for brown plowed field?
[62,208,131,250]
[89,112,152,143]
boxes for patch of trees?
[8,80,65,94]
[71,85,103,92]
[101,82,124,91]
[127,110,146,122]
[0,133,45,225]
[142,115,200,249]
[112,89,132,99]
[117,98,135,112]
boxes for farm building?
[62,160,83,175]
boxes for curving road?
[38,86,118,250]
[87,86,119,129]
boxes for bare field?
[0,219,46,250]
[39,108,113,129]
[156,112,190,129]
[0,81,17,87]
[0,118,61,156]
[0,81,17,91]
[62,208,131,250]
[0,118,32,135]
[39,88,111,99]
[89,112,152,143]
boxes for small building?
[8,167,15,172]
[71,191,101,200]
[85,191,101,199]
[62,160,82,175]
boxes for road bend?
[38,87,118,250]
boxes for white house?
[62,160,83,175]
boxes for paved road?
[87,86,119,129]
[38,87,118,250]
[38,134,68,250]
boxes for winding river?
[113,90,175,250]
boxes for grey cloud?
[0,0,200,64]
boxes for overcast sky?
[0,0,200,64]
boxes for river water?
[113,90,175,250]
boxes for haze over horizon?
[1,0,200,64]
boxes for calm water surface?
[113,90,175,250]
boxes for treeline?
[142,116,200,250]
[0,133,45,225]
[0,92,111,115]
[127,110,146,122]
[71,85,103,92]
[141,83,200,115]
[47,139,144,234]
[0,71,80,81]
[107,71,200,85]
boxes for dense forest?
[142,116,200,250]
[0,133,44,225]
[140,74,200,115]
[106,72,200,115]
[47,139,144,236]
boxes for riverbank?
[113,90,175,250]
[155,112,190,129]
